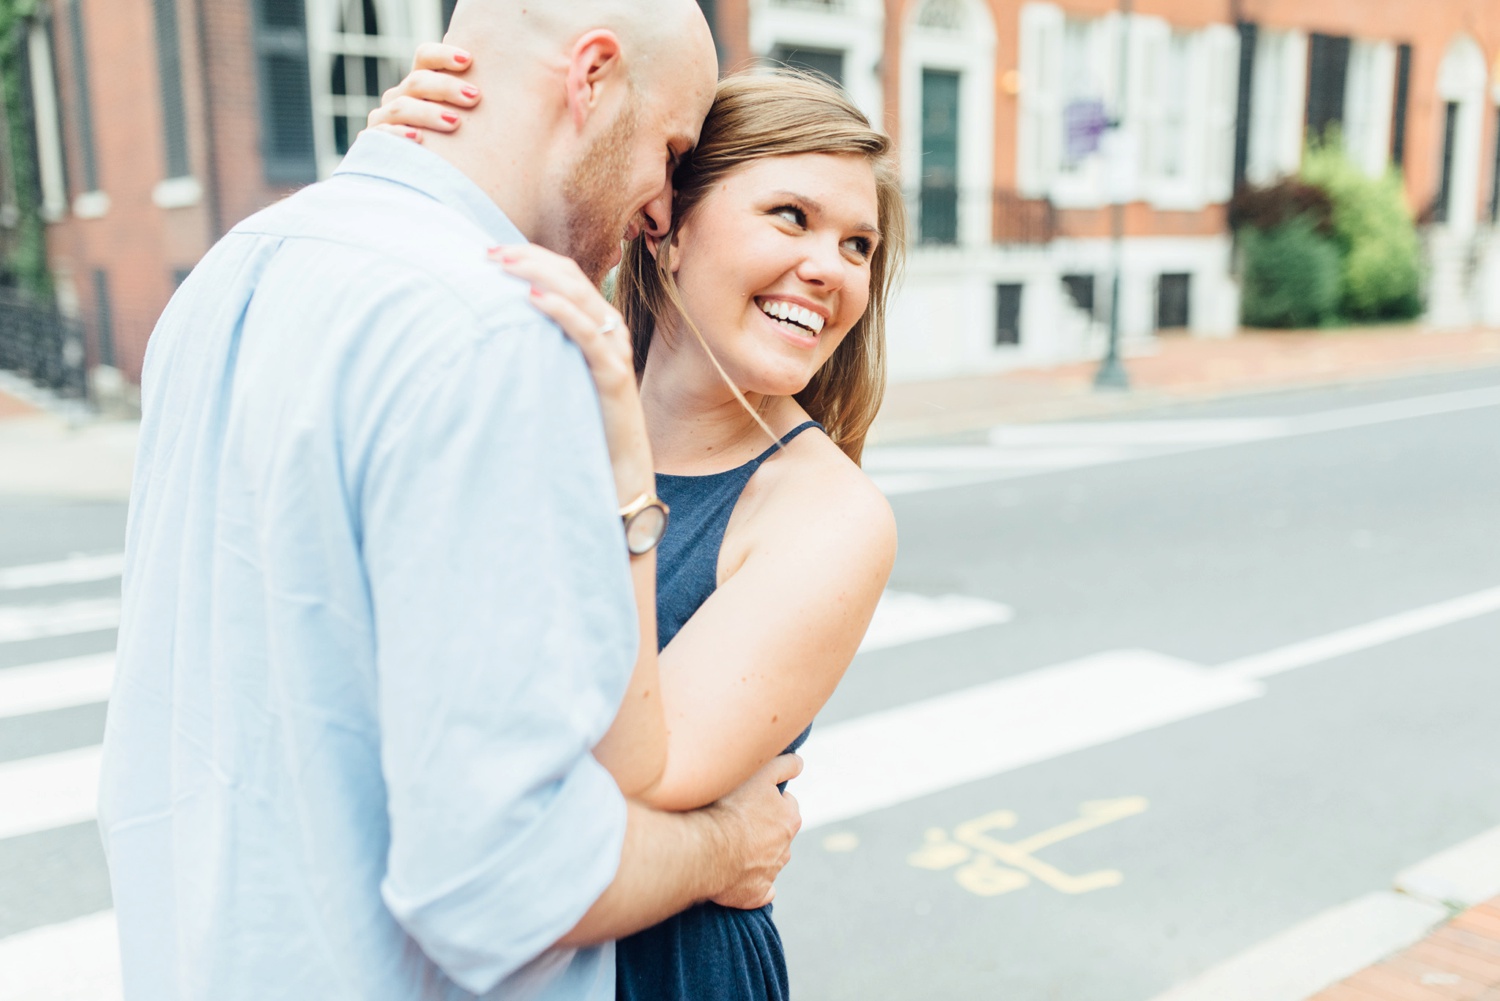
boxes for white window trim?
[1146,27,1208,211]
[1048,13,1120,210]
[305,0,443,179]
[902,0,997,249]
[26,21,69,222]
[1245,29,1308,186]
[152,176,202,209]
[750,0,884,125]
[1436,33,1487,235]
[72,191,110,219]
[1344,40,1396,178]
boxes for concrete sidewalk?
[1310,897,1500,1001]
[873,326,1500,441]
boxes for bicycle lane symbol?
[907,797,1149,897]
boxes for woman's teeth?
[758,299,825,335]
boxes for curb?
[1147,823,1500,1001]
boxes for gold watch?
[619,491,669,556]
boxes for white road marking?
[0,653,115,720]
[1148,892,1448,1001]
[871,384,1500,496]
[858,591,1014,654]
[0,598,121,644]
[1219,586,1500,681]
[0,746,103,841]
[0,910,121,1001]
[800,584,1500,830]
[1396,821,1500,907]
[797,651,1265,830]
[0,553,124,591]
[1153,816,1500,1001]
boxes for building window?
[254,0,318,184]
[1058,17,1108,177]
[310,0,422,178]
[152,0,190,179]
[1434,101,1459,223]
[1342,41,1396,178]
[1156,273,1191,329]
[1246,29,1308,185]
[919,68,960,245]
[769,44,844,85]
[92,268,115,368]
[995,284,1023,346]
[1305,33,1351,143]
[1489,108,1500,223]
[66,0,101,194]
[1062,273,1096,318]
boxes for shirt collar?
[333,130,525,247]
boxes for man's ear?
[564,29,624,132]
[646,233,682,275]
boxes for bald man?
[99,3,801,999]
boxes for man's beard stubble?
[562,105,640,284]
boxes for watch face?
[625,504,668,555]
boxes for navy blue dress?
[615,421,822,1001]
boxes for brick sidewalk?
[874,327,1500,441]
[1312,897,1500,1001]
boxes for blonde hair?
[617,69,906,465]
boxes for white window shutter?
[1018,2,1064,198]
[1202,24,1241,202]
[1362,42,1398,176]
[1128,16,1169,193]
[1277,31,1310,177]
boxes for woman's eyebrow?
[769,190,879,235]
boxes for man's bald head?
[430,0,718,280]
[447,0,716,94]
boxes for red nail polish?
[441,112,459,125]
[461,86,479,100]
[453,52,471,66]
[405,130,419,139]
[530,287,543,298]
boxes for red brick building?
[6,0,1500,392]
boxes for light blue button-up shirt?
[100,131,636,1000]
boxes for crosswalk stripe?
[858,591,1013,653]
[869,384,1500,497]
[0,598,121,644]
[0,909,121,1001]
[798,583,1500,831]
[796,651,1264,830]
[0,553,125,591]
[0,746,102,841]
[0,653,115,720]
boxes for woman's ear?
[646,232,683,275]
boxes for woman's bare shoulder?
[747,428,896,556]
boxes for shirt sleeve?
[358,307,636,994]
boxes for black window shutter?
[1232,22,1257,192]
[253,0,317,184]
[1391,43,1412,170]
[67,0,101,192]
[153,0,190,178]
[442,0,457,31]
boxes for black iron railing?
[912,186,1058,247]
[0,288,88,401]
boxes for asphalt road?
[0,365,1496,999]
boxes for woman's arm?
[500,249,896,815]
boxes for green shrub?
[1300,138,1424,321]
[1240,216,1342,329]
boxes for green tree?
[1300,134,1423,321]
[0,0,53,297]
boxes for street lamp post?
[1094,0,1133,391]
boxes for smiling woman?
[620,70,907,464]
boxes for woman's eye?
[772,205,806,227]
[843,237,873,259]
